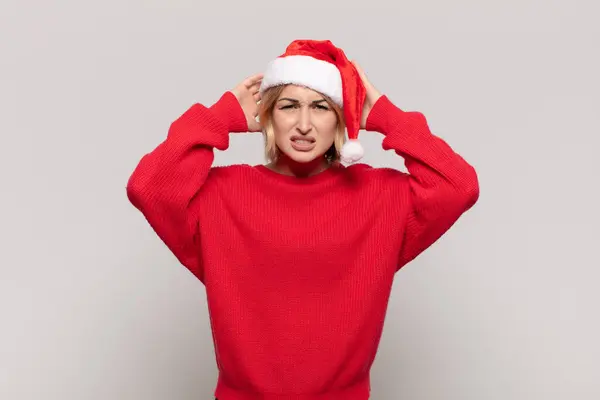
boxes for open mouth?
[290,136,316,151]
[292,138,314,144]
[291,135,315,143]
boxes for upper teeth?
[295,139,311,143]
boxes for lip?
[290,136,316,152]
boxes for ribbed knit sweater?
[126,91,479,399]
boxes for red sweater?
[126,91,479,399]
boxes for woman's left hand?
[352,61,383,130]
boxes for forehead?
[278,84,325,101]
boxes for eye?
[314,104,330,110]
[279,104,298,110]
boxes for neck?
[269,155,330,178]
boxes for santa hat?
[259,39,366,164]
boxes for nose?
[296,107,312,134]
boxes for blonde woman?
[127,39,479,399]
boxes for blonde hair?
[257,85,346,163]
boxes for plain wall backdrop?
[1,0,599,399]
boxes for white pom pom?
[340,139,364,164]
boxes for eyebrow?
[277,97,327,104]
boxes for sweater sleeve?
[126,91,248,281]
[365,95,480,270]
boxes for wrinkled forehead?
[276,84,329,102]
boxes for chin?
[281,149,325,164]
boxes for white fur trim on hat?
[259,55,343,106]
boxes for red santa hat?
[259,39,367,164]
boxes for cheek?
[272,112,293,134]
[272,114,293,146]
[315,114,339,140]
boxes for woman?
[127,40,479,399]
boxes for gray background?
[1,0,599,399]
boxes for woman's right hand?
[231,73,263,132]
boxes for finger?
[248,81,262,94]
[351,60,366,78]
[352,60,374,90]
[244,73,264,88]
[253,92,261,102]
[247,119,262,132]
[241,80,261,96]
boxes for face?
[271,85,339,164]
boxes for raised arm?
[126,75,262,280]
[366,95,479,269]
[351,61,478,270]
